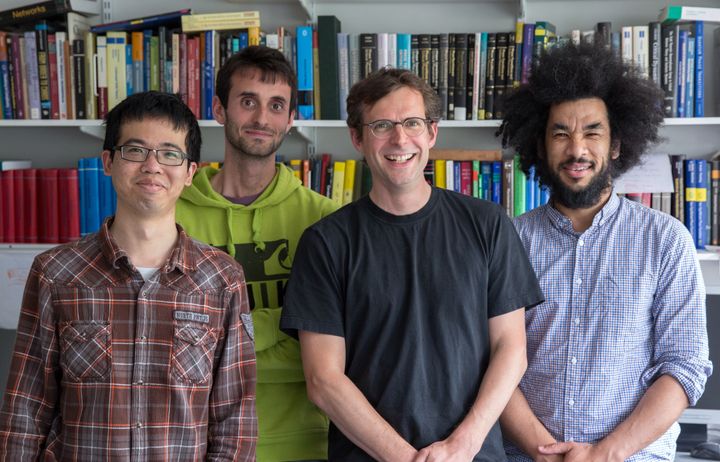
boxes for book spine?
[503,159,514,216]
[1,170,15,242]
[466,33,475,121]
[343,159,356,205]
[204,30,215,120]
[318,16,341,120]
[296,26,314,120]
[337,33,350,121]
[143,30,152,93]
[35,22,51,119]
[697,159,708,249]
[453,33,467,121]
[96,35,108,118]
[149,34,159,91]
[521,24,534,85]
[396,33,411,70]
[47,33,59,119]
[494,32,508,120]
[661,24,678,117]
[0,32,13,118]
[84,32,97,120]
[24,31,41,120]
[9,35,25,119]
[694,21,704,117]
[447,33,455,120]
[359,33,377,80]
[491,161,502,204]
[685,36,695,118]
[438,33,448,120]
[40,168,59,243]
[105,32,127,112]
[484,33,496,120]
[632,25,649,79]
[685,159,698,247]
[72,39,86,119]
[419,34,431,85]
[711,160,720,245]
[56,32,67,118]
[460,161,472,196]
[649,22,662,87]
[187,36,200,119]
[676,29,687,118]
[0,1,69,28]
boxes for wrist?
[594,439,627,462]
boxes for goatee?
[545,158,614,209]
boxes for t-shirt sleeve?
[487,211,544,317]
[280,226,345,339]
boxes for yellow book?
[331,161,345,206]
[289,159,302,180]
[342,159,356,205]
[248,27,261,46]
[434,159,446,189]
[106,31,127,111]
[181,11,260,33]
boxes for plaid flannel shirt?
[0,220,257,461]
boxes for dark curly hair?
[497,41,664,184]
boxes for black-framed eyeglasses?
[363,117,436,139]
[114,145,189,166]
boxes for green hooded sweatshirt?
[176,164,339,461]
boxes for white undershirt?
[136,267,160,281]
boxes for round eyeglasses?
[363,117,436,139]
[114,145,189,166]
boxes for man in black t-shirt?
[280,68,544,461]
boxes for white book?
[571,29,581,45]
[377,32,389,69]
[633,25,649,78]
[337,32,350,120]
[388,33,397,68]
[96,36,107,102]
[56,32,68,119]
[349,33,361,87]
[445,160,454,192]
[659,5,720,23]
[621,26,633,64]
[23,31,41,120]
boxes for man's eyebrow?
[238,91,288,102]
[549,122,605,131]
[121,138,184,151]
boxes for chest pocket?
[171,323,219,384]
[59,321,112,382]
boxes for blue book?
[84,157,102,234]
[296,26,314,120]
[0,58,9,118]
[696,159,708,249]
[99,160,114,223]
[481,162,492,200]
[125,44,134,95]
[239,31,249,51]
[676,29,687,118]
[453,160,461,193]
[685,36,694,118]
[396,33,412,69]
[694,21,704,117]
[203,30,216,120]
[143,30,152,93]
[685,159,698,246]
[77,158,87,236]
[526,165,536,212]
[491,161,502,204]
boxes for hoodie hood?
[180,163,302,256]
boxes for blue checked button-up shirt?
[507,193,713,461]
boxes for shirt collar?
[99,217,198,275]
[545,189,621,232]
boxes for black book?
[595,21,612,49]
[504,32,515,113]
[418,34,431,85]
[484,33,496,120]
[410,34,419,77]
[430,34,440,92]
[466,33,474,120]
[318,15,341,120]
[72,38,85,119]
[670,154,686,222]
[35,21,51,119]
[649,22,662,88]
[453,32,467,120]
[447,33,456,120]
[661,23,678,118]
[359,33,377,79]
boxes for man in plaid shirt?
[0,91,257,461]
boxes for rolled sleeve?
[641,225,713,406]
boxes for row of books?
[0,158,116,244]
[2,3,717,122]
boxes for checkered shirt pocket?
[171,324,218,384]
[59,321,112,381]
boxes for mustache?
[242,123,276,135]
[560,157,594,168]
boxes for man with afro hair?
[498,42,712,461]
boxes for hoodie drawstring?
[252,208,265,252]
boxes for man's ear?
[212,96,226,125]
[611,140,620,159]
[349,127,363,153]
[101,150,113,175]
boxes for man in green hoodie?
[176,46,338,461]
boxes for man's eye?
[271,102,285,112]
[161,151,182,160]
[405,119,422,128]
[127,146,146,154]
[241,98,257,109]
[373,121,393,131]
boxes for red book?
[39,168,60,243]
[10,34,25,119]
[1,170,16,242]
[22,168,38,243]
[48,33,60,119]
[187,36,200,119]
[320,153,331,196]
[58,168,80,242]
[14,169,25,242]
[460,161,472,196]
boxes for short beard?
[225,119,287,159]
[544,157,614,209]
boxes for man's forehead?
[233,68,291,89]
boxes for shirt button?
[574,317,580,325]
[141,335,147,341]
[136,422,143,428]
[575,278,582,285]
[570,356,577,364]
[141,292,147,298]
[569,437,575,442]
[136,379,144,385]
[578,239,584,247]
[568,399,575,407]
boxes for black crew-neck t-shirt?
[281,187,544,461]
